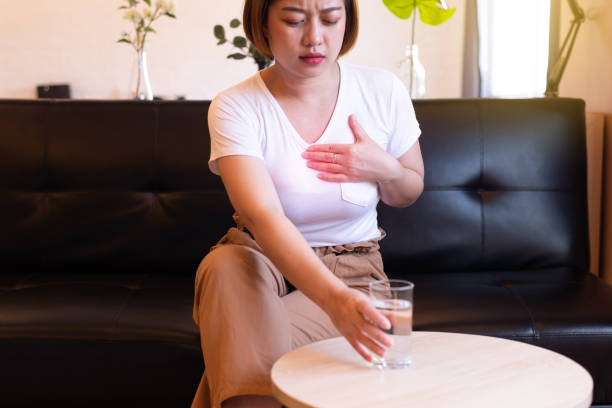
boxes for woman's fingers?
[304,143,350,154]
[351,297,394,358]
[356,329,388,357]
[361,320,393,348]
[348,114,370,142]
[357,301,393,349]
[346,337,373,362]
[315,172,349,182]
[359,298,392,331]
[328,288,395,362]
[346,322,390,360]
[301,149,344,165]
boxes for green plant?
[117,0,176,53]
[383,0,455,92]
[214,19,271,71]
[383,0,455,24]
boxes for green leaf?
[382,0,455,24]
[117,39,132,44]
[143,0,151,6]
[214,25,226,41]
[230,18,241,28]
[227,53,247,60]
[144,27,156,33]
[128,0,136,6]
[118,6,128,9]
[165,12,176,18]
[233,36,247,48]
[382,0,416,20]
[217,39,227,45]
[417,0,455,25]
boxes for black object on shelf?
[37,84,71,99]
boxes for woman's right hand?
[322,286,394,362]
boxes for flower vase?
[133,49,153,100]
[399,44,426,98]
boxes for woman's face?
[265,0,346,79]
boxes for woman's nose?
[303,21,322,47]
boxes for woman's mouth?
[299,54,325,65]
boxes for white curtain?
[477,0,551,98]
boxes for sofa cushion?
[0,273,202,407]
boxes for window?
[477,0,551,98]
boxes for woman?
[192,0,424,407]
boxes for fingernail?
[382,318,391,330]
[385,335,394,348]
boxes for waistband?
[231,212,385,255]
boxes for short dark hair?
[243,0,359,60]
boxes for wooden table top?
[271,331,593,408]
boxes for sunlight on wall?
[559,0,612,113]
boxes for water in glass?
[372,298,413,368]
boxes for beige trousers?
[190,226,387,408]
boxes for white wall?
[0,0,465,100]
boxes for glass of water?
[369,279,414,369]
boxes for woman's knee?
[196,244,281,293]
[197,245,249,284]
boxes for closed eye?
[284,20,303,26]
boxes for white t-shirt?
[208,60,421,247]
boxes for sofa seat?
[2,269,611,404]
[0,273,202,407]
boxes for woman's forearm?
[243,209,346,309]
[378,164,424,208]
[377,139,424,208]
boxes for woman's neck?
[260,61,340,104]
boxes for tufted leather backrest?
[0,98,588,278]
[379,98,589,276]
[0,100,233,275]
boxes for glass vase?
[398,44,426,98]
[132,49,153,100]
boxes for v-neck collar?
[255,60,345,148]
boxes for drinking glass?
[369,279,414,368]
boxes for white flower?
[123,9,142,23]
[156,0,175,14]
[143,7,154,20]
[117,0,176,51]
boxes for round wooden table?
[271,331,593,408]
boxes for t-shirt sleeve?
[386,74,421,158]
[207,94,264,175]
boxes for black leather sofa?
[1,98,611,407]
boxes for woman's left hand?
[301,114,402,184]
